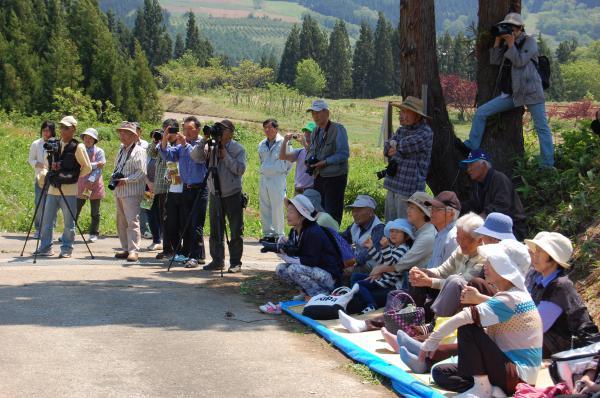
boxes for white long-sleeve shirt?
[259,134,292,178]
[28,138,47,178]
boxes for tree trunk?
[476,0,523,175]
[398,0,470,197]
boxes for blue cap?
[384,218,415,240]
[474,212,516,241]
[460,149,491,168]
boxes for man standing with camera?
[383,96,433,221]
[112,122,147,262]
[191,120,247,273]
[159,116,208,268]
[258,119,292,243]
[35,116,91,258]
[306,99,349,224]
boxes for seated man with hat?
[460,149,527,240]
[383,96,433,221]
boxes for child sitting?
[350,218,414,314]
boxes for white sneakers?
[147,243,163,251]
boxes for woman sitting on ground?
[525,231,598,357]
[274,195,343,299]
[419,242,542,398]
[350,218,414,314]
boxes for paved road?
[0,234,390,397]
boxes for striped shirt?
[475,289,543,385]
[114,142,147,198]
[367,243,410,288]
[147,143,169,194]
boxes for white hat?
[285,195,316,221]
[306,99,329,112]
[404,191,433,217]
[525,231,573,269]
[499,239,531,276]
[59,115,78,127]
[499,12,525,27]
[347,195,377,210]
[478,243,527,291]
[80,128,99,142]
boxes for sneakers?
[173,254,188,263]
[259,302,282,315]
[259,236,278,243]
[58,252,72,259]
[142,231,153,239]
[88,235,98,243]
[147,243,163,251]
[34,249,55,257]
[360,305,377,315]
[227,265,242,273]
[184,259,199,268]
[203,262,224,271]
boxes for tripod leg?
[21,180,49,256]
[57,187,95,259]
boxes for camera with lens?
[491,23,514,37]
[305,156,320,176]
[376,158,398,180]
[43,137,61,155]
[108,172,125,191]
[260,241,299,257]
[203,122,224,142]
[151,129,163,142]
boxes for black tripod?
[167,140,229,277]
[20,153,95,263]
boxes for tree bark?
[475,0,523,175]
[398,0,470,197]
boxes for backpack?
[320,226,356,269]
[534,55,551,90]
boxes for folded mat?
[281,301,554,398]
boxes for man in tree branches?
[463,12,554,168]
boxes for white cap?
[59,115,78,127]
[498,239,531,276]
[499,12,525,27]
[306,99,329,112]
[347,195,377,210]
[478,243,527,291]
[525,231,573,269]
[285,195,316,221]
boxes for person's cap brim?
[524,239,571,269]
[474,225,516,241]
[403,198,431,217]
[117,127,138,136]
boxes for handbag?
[383,290,425,336]
[302,286,358,320]
[549,341,600,392]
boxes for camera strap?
[114,143,136,175]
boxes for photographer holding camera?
[112,122,147,262]
[305,99,349,224]
[191,119,247,273]
[159,116,208,268]
[463,12,554,168]
[383,97,433,221]
[35,116,92,258]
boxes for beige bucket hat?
[391,96,429,118]
[525,231,573,269]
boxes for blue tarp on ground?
[281,301,445,398]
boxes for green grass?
[342,363,386,385]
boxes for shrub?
[294,59,326,97]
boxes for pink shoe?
[259,302,282,315]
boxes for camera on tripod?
[260,241,299,256]
[491,22,514,37]
[43,137,61,155]
[203,122,225,145]
[376,158,398,180]
[108,172,125,191]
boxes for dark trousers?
[146,193,166,244]
[351,273,392,308]
[181,187,208,260]
[314,174,347,224]
[543,329,572,358]
[432,324,521,395]
[410,285,440,323]
[164,192,185,255]
[209,192,244,266]
[76,198,101,236]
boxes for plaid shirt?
[147,143,169,194]
[383,121,433,197]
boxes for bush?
[294,59,326,97]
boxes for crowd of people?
[26,11,599,397]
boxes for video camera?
[260,241,300,257]
[376,158,398,180]
[203,122,225,143]
[491,23,514,37]
[43,137,61,156]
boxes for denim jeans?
[39,194,77,254]
[465,95,554,167]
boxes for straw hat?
[525,231,573,269]
[391,96,429,118]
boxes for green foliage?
[299,14,328,70]
[352,22,374,99]
[294,59,326,97]
[325,20,352,99]
[173,33,185,59]
[556,38,578,64]
[537,33,565,101]
[184,11,213,66]
[49,87,103,123]
[437,30,476,81]
[278,24,301,86]
[370,13,394,97]
[132,0,172,69]
[561,60,600,101]
[230,60,274,90]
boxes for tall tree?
[298,14,328,69]
[173,33,185,59]
[437,31,453,75]
[371,12,394,97]
[474,0,524,174]
[555,38,578,64]
[130,40,160,121]
[352,21,374,98]
[184,11,213,66]
[391,23,402,94]
[277,24,301,86]
[398,0,469,196]
[325,19,352,98]
[133,0,172,69]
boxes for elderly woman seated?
[408,212,488,320]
